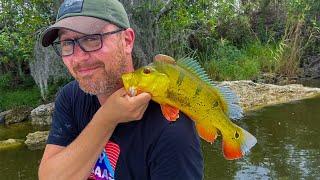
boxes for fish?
[122,54,257,160]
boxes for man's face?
[59,24,134,96]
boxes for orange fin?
[196,124,218,143]
[154,54,176,64]
[222,128,257,160]
[222,140,243,160]
[160,104,180,121]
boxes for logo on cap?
[58,0,84,19]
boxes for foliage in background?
[0,87,41,111]
[0,0,319,110]
[0,73,41,110]
[0,0,54,74]
[157,0,319,80]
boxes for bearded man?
[38,0,203,179]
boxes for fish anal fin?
[160,104,180,121]
[196,124,218,143]
[154,54,176,64]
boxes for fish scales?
[158,62,228,128]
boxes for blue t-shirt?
[47,80,204,179]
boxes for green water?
[1,95,320,179]
[0,122,47,180]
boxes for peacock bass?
[121,54,257,160]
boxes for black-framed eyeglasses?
[52,28,125,57]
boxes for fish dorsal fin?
[154,54,176,64]
[177,57,244,120]
[177,57,217,86]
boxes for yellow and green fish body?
[122,55,257,160]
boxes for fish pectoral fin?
[196,124,218,143]
[154,54,176,64]
[160,104,180,121]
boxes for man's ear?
[123,28,135,54]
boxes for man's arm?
[38,88,151,180]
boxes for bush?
[204,56,260,81]
[244,42,279,73]
[0,87,41,111]
[196,40,277,81]
[0,73,13,90]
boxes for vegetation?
[0,0,319,110]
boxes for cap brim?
[41,16,110,47]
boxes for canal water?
[1,83,320,179]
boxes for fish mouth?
[128,86,137,96]
[127,86,155,97]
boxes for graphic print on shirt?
[89,141,120,180]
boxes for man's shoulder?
[59,80,79,95]
[55,80,93,108]
[57,80,87,100]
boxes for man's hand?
[98,87,151,125]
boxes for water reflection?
[0,146,43,180]
[203,95,320,179]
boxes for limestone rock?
[31,103,55,126]
[4,107,32,125]
[25,131,49,150]
[0,110,11,124]
[0,138,24,150]
[221,80,320,111]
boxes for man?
[39,0,203,179]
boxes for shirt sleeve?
[47,85,78,147]
[148,114,204,180]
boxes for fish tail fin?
[222,127,257,160]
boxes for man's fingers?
[115,87,129,97]
[130,92,151,105]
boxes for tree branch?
[154,0,173,24]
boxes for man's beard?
[74,47,127,96]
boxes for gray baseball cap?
[41,0,130,47]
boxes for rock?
[31,103,54,126]
[0,110,11,124]
[25,131,49,150]
[4,107,32,125]
[302,55,320,79]
[254,73,277,84]
[221,80,320,111]
[0,138,24,150]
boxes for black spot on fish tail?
[212,101,219,109]
[234,131,240,139]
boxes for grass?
[196,40,279,81]
[0,86,42,111]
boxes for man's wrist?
[93,107,118,129]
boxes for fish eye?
[143,68,151,74]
